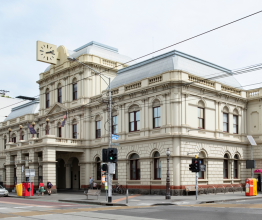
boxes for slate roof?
[111,49,242,89]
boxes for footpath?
[8,191,262,207]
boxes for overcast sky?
[0,0,262,99]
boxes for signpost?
[247,135,257,178]
[25,169,35,197]
[111,134,119,140]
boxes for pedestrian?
[38,181,45,196]
[47,180,53,195]
[89,176,93,189]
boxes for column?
[16,151,25,184]
[166,93,171,132]
[29,150,39,189]
[42,148,57,193]
[65,164,71,189]
[5,153,14,189]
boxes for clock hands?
[46,50,55,55]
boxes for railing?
[125,82,141,91]
[43,72,50,78]
[205,186,216,194]
[20,116,25,121]
[248,89,260,97]
[2,122,7,127]
[221,85,241,95]
[188,75,215,88]
[102,59,116,67]
[111,89,119,95]
[149,76,162,84]
[55,138,81,145]
[10,119,16,125]
[34,139,43,144]
[215,185,225,194]
[225,185,234,193]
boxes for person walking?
[38,181,45,196]
[47,180,53,195]
[89,176,93,189]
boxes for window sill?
[150,180,161,184]
[198,179,208,182]
[128,131,140,137]
[126,180,141,184]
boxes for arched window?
[154,152,161,179]
[223,107,229,132]
[96,157,101,180]
[21,131,24,140]
[46,89,50,108]
[37,129,39,138]
[72,120,77,139]
[233,109,238,134]
[72,79,77,100]
[198,101,205,129]
[11,134,16,143]
[58,123,62,138]
[234,154,239,178]
[57,84,62,103]
[130,153,140,180]
[4,136,7,149]
[96,120,101,138]
[223,154,229,179]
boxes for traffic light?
[108,148,117,163]
[102,149,108,162]
[189,163,194,172]
[192,158,200,172]
[101,163,108,172]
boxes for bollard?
[126,189,128,204]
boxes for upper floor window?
[129,111,140,132]
[4,137,6,149]
[57,88,62,103]
[11,136,16,143]
[73,83,77,100]
[112,116,117,134]
[96,121,101,138]
[58,127,62,138]
[223,154,229,179]
[46,91,50,108]
[130,153,140,180]
[153,107,160,128]
[198,108,205,129]
[233,115,238,134]
[73,124,77,139]
[223,113,229,132]
[154,152,161,180]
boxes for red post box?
[245,178,257,196]
[22,182,34,197]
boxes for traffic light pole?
[195,155,198,201]
[108,78,112,203]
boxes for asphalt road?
[0,197,262,219]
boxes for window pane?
[130,122,134,131]
[233,115,237,124]
[136,111,140,121]
[223,123,228,132]
[97,121,101,129]
[233,125,236,133]
[199,119,202,128]
[223,113,228,123]
[198,108,204,118]
[130,113,134,122]
[137,121,140,130]
[157,107,160,117]
[113,116,117,125]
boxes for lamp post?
[8,128,12,143]
[19,125,23,140]
[32,122,35,138]
[46,118,49,135]
[67,57,113,203]
[166,148,171,199]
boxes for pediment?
[46,103,68,115]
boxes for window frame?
[72,124,77,139]
[154,152,161,180]
[198,107,205,129]
[130,154,140,180]
[4,138,6,149]
[96,121,101,139]
[57,88,62,103]
[11,137,16,143]
[112,116,117,135]
[58,127,62,138]
[129,111,140,132]
[198,159,204,179]
[73,83,77,100]
[223,113,229,133]
[46,92,50,108]
[234,155,238,179]
[233,115,238,134]
[223,154,229,179]
[153,106,161,129]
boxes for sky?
[0,0,262,99]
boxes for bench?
[84,189,101,200]
[185,185,203,196]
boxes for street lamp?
[19,125,23,140]
[166,148,171,199]
[32,122,35,138]
[46,118,49,135]
[8,128,12,143]
[67,56,113,203]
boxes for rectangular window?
[73,83,77,100]
[58,127,62,138]
[153,107,161,128]
[198,108,205,129]
[73,124,77,139]
[112,116,117,134]
[223,113,229,132]
[198,159,204,179]
[46,93,50,108]
[233,115,238,134]
[57,88,62,103]
[96,121,101,138]
[234,160,238,178]
[129,111,140,132]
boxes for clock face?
[36,41,57,65]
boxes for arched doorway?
[56,159,66,189]
[68,157,80,190]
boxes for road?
[0,197,262,219]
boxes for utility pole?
[108,78,112,203]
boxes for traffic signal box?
[245,178,257,196]
[189,158,200,172]
[102,148,118,163]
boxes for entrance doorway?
[56,159,66,189]
[71,158,80,189]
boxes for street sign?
[247,136,257,146]
[111,134,119,140]
[25,169,35,177]
[108,163,115,174]
[111,143,119,146]
[200,165,206,172]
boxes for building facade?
[0,41,261,195]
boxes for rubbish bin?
[245,178,257,196]
[16,184,22,196]
[22,182,34,196]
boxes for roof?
[4,100,39,121]
[44,41,132,72]
[111,49,242,89]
